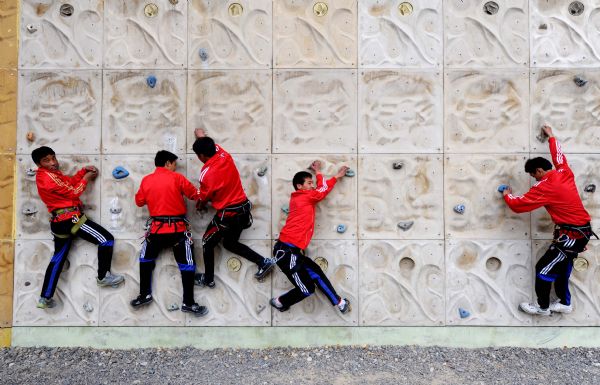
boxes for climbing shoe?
[97,272,125,287]
[181,303,209,317]
[130,294,153,308]
[519,302,550,316]
[269,297,289,312]
[37,297,56,309]
[338,298,351,314]
[194,273,215,288]
[255,258,276,280]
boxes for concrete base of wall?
[10,327,600,349]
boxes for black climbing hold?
[569,1,584,16]
[483,1,499,15]
[60,4,74,17]
[574,76,587,87]
[584,184,596,193]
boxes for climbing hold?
[458,308,470,319]
[568,1,584,16]
[83,302,94,312]
[336,224,347,233]
[112,166,129,179]
[454,204,465,214]
[584,184,596,193]
[573,257,589,272]
[228,3,243,16]
[26,131,35,142]
[392,161,404,170]
[314,257,328,272]
[60,4,74,17]
[497,184,509,193]
[146,75,157,88]
[26,168,36,177]
[281,204,289,215]
[22,206,38,216]
[539,23,547,30]
[26,24,37,33]
[397,221,414,231]
[227,257,242,272]
[536,129,549,143]
[483,1,499,15]
[144,3,159,18]
[109,207,122,214]
[256,166,268,177]
[574,76,588,87]
[313,2,328,17]
[167,303,179,312]
[345,169,355,177]
[398,2,413,16]
[169,0,178,4]
[199,48,209,62]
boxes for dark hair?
[192,137,216,158]
[31,146,55,165]
[524,157,552,174]
[292,171,313,190]
[154,150,178,167]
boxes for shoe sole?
[97,277,125,288]
[181,308,209,317]
[550,308,573,314]
[255,263,276,281]
[131,298,153,309]
[518,304,551,316]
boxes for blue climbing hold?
[337,224,347,233]
[199,48,209,62]
[458,308,470,319]
[146,75,157,88]
[453,204,465,214]
[281,204,290,215]
[345,169,355,177]
[497,184,509,193]
[112,166,129,179]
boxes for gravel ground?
[2,346,600,384]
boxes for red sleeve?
[549,137,569,171]
[39,171,88,199]
[309,174,338,203]
[67,168,88,185]
[503,182,548,213]
[134,179,146,207]
[179,173,201,201]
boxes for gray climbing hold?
[536,130,549,143]
[256,166,268,177]
[458,308,470,319]
[345,169,355,177]
[574,76,588,87]
[22,207,38,216]
[336,224,347,233]
[584,184,596,193]
[497,184,509,193]
[60,4,74,17]
[146,75,157,88]
[109,207,122,214]
[26,24,37,33]
[397,221,414,231]
[167,303,179,312]
[83,302,94,312]
[199,48,209,62]
[483,1,499,15]
[539,23,547,30]
[569,1,584,16]
[281,204,290,214]
[454,204,465,214]
[26,168,36,177]
[392,162,404,170]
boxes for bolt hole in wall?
[11,0,600,329]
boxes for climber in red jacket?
[502,125,596,316]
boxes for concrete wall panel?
[104,0,187,69]
[20,0,103,69]
[359,240,444,326]
[190,240,271,326]
[531,0,600,67]
[273,70,357,153]
[188,0,272,69]
[16,155,101,240]
[274,0,356,68]
[187,70,272,153]
[359,0,442,68]
[444,155,531,239]
[445,0,528,67]
[445,70,529,153]
[17,70,102,154]
[530,69,600,153]
[358,155,443,239]
[272,240,358,326]
[272,155,357,240]
[13,240,99,326]
[446,240,532,325]
[358,69,442,153]
[103,70,186,154]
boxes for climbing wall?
[12,0,600,328]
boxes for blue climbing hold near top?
[146,75,157,88]
[458,308,470,319]
[497,184,509,193]
[337,224,347,233]
[199,48,209,62]
[112,166,129,179]
[453,204,465,214]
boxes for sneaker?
[519,302,551,316]
[255,258,276,280]
[181,303,209,317]
[337,298,351,314]
[549,300,573,314]
[269,297,289,312]
[130,294,153,308]
[37,297,56,309]
[97,272,125,287]
[194,273,215,288]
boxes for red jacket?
[278,174,338,250]
[36,167,88,216]
[135,167,201,233]
[198,145,247,210]
[504,137,591,226]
